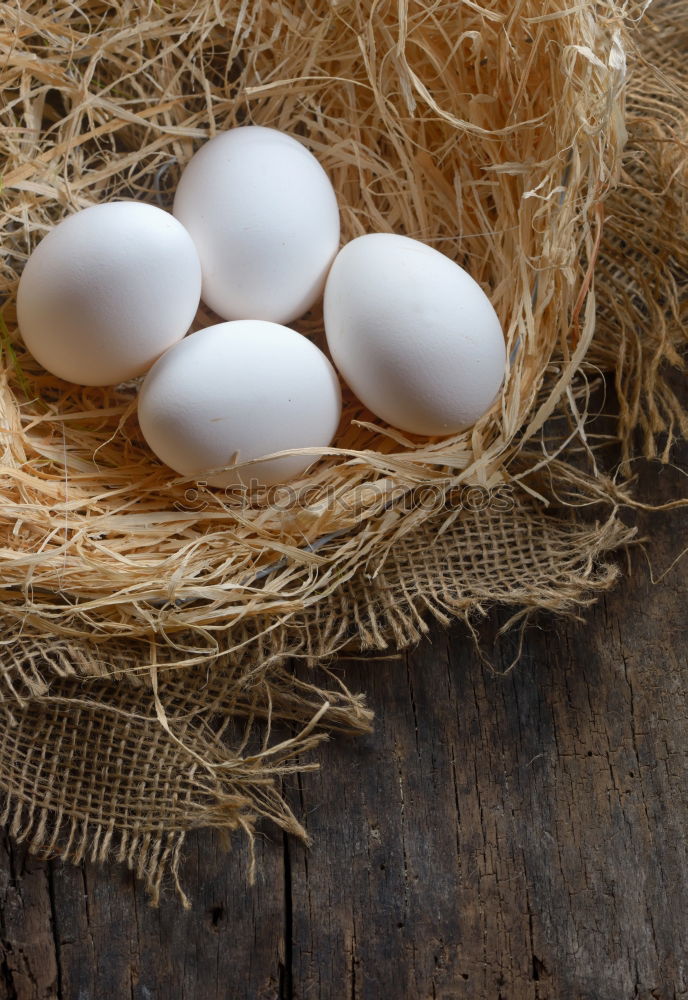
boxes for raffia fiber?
[0,0,630,644]
[0,0,685,903]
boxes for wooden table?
[0,440,685,1000]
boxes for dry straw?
[0,0,685,902]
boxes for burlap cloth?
[0,1,685,905]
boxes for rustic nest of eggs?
[0,0,630,666]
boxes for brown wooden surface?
[0,442,686,999]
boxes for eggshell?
[324,233,506,436]
[173,125,340,325]
[17,201,202,386]
[137,320,342,488]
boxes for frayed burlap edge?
[0,490,635,906]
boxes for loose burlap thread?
[0,0,685,904]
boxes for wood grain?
[0,445,685,999]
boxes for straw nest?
[0,0,647,665]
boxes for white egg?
[324,233,506,436]
[173,125,340,325]
[137,321,341,488]
[17,201,202,386]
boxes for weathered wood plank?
[284,450,688,1000]
[0,830,284,1000]
[0,835,58,1000]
